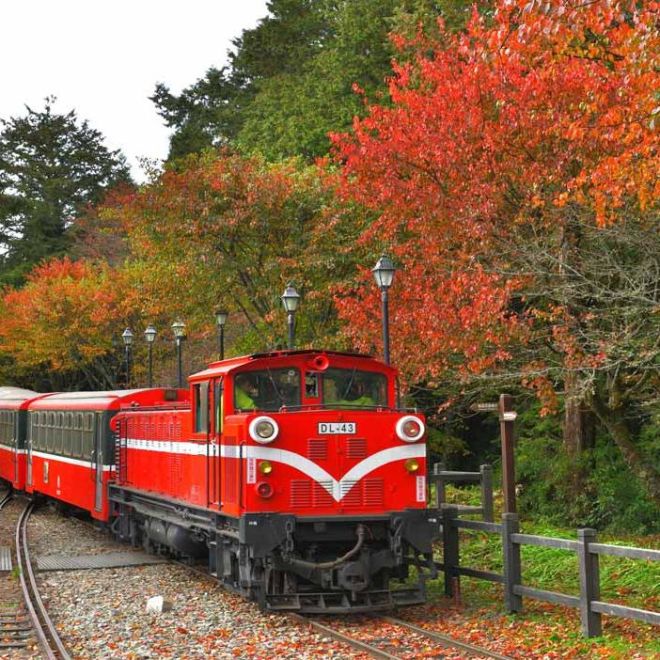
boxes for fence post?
[434,462,446,509]
[502,512,522,612]
[480,464,494,522]
[577,528,602,637]
[499,394,517,513]
[442,505,459,597]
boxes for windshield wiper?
[341,368,357,400]
[266,366,285,406]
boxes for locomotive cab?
[192,350,437,612]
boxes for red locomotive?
[0,350,437,613]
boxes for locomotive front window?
[234,368,300,411]
[321,368,388,408]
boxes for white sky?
[0,0,269,181]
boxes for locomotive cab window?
[321,368,388,408]
[194,382,209,433]
[214,379,224,434]
[305,372,319,399]
[234,368,300,412]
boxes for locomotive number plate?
[318,422,356,435]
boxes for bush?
[515,405,660,534]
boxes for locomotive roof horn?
[307,354,330,372]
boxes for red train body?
[1,350,437,612]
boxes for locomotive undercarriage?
[109,485,438,613]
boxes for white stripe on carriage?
[0,445,26,454]
[30,450,115,471]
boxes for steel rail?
[380,615,513,660]
[16,502,71,660]
[0,488,11,509]
[172,560,401,658]
[288,612,401,659]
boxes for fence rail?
[440,505,660,637]
[429,463,494,522]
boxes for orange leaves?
[0,257,138,371]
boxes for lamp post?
[372,254,396,364]
[215,310,228,360]
[144,325,157,387]
[121,328,134,388]
[281,283,300,350]
[171,320,186,388]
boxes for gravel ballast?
[29,507,360,659]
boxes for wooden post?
[577,528,602,637]
[480,464,494,522]
[499,394,517,514]
[502,512,522,612]
[442,505,459,597]
[433,462,446,509]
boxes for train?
[0,349,437,613]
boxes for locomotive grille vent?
[341,479,384,507]
[290,480,334,508]
[307,438,327,460]
[290,479,384,508]
[346,438,367,458]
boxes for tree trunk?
[590,395,660,508]
[564,376,595,455]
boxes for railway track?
[17,510,509,659]
[174,556,511,658]
[0,494,71,659]
[0,489,34,656]
[292,612,514,659]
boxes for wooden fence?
[430,462,494,522]
[438,504,660,637]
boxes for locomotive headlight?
[249,416,279,444]
[405,458,420,473]
[395,415,425,442]
[259,460,273,475]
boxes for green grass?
[425,484,660,656]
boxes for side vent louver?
[307,438,327,460]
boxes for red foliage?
[332,0,658,387]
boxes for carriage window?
[321,369,388,408]
[234,368,300,411]
[56,412,64,454]
[81,419,94,459]
[194,382,209,433]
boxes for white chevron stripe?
[124,438,426,502]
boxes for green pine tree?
[0,97,132,287]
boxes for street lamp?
[215,310,228,360]
[121,327,134,388]
[372,254,396,364]
[281,283,300,350]
[171,320,186,388]
[144,325,157,387]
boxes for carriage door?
[26,412,34,487]
[94,413,104,511]
[12,412,18,483]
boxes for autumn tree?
[0,258,141,390]
[333,1,659,502]
[101,152,369,352]
[0,97,131,287]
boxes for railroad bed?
[6,500,517,659]
[0,491,36,658]
[13,504,356,658]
